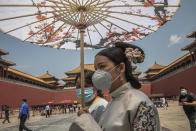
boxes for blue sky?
[0,0,196,81]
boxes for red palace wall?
[0,80,151,108]
[140,84,151,96]
[0,79,152,108]
[151,65,196,97]
[53,91,79,102]
[1,65,195,108]
[0,81,79,108]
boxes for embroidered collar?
[110,82,132,98]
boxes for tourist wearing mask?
[179,86,196,131]
[75,42,160,131]
[73,70,108,123]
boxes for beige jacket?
[99,82,160,131]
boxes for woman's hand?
[77,107,89,116]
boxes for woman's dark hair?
[97,90,104,98]
[180,86,187,90]
[75,69,94,86]
[23,98,27,102]
[96,42,144,89]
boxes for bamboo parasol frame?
[0,0,181,108]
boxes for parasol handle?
[80,28,85,108]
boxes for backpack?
[187,92,196,102]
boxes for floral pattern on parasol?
[0,0,180,50]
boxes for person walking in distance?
[45,105,50,118]
[18,98,32,131]
[2,105,10,124]
[161,97,167,110]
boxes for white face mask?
[92,65,121,91]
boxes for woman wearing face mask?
[75,69,108,123]
[76,42,160,131]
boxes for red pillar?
[189,51,194,62]
[0,67,2,77]
[2,68,4,78]
[6,68,8,78]
[0,110,2,119]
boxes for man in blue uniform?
[18,98,32,131]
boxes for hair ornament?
[125,48,142,62]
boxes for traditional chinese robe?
[98,82,160,131]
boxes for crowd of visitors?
[31,103,81,117]
[1,102,81,126]
[152,97,169,109]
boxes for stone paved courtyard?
[157,101,190,131]
[0,101,191,131]
[0,113,76,131]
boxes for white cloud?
[168,34,182,47]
